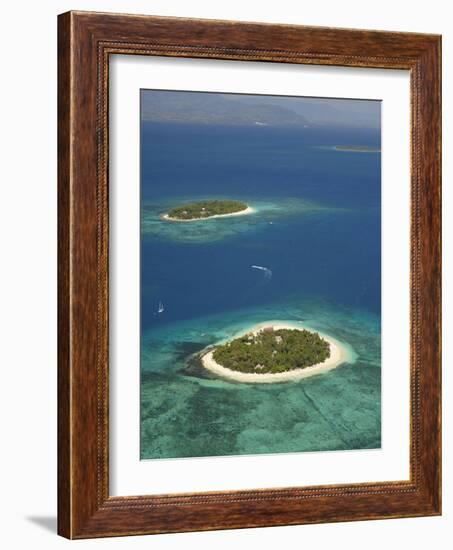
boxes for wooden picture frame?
[58,10,441,539]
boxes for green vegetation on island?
[167,200,248,220]
[212,327,330,374]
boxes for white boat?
[158,301,164,314]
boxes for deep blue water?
[140,121,381,460]
[141,123,380,328]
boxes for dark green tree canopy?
[212,328,330,374]
[167,200,248,220]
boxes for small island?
[201,323,349,383]
[162,199,253,221]
[334,145,381,153]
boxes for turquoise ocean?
[140,120,381,460]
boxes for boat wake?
[251,265,273,280]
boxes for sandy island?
[162,206,255,222]
[200,321,350,384]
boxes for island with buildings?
[162,199,253,221]
[200,322,349,383]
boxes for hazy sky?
[141,89,381,129]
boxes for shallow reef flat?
[140,299,380,460]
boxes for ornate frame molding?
[58,11,441,538]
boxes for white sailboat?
[158,301,164,314]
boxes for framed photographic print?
[58,11,441,538]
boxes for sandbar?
[333,146,380,153]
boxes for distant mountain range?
[141,92,310,126]
[141,91,380,128]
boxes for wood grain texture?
[57,11,71,538]
[57,10,442,539]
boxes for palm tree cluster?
[212,328,330,374]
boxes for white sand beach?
[162,206,255,222]
[200,322,350,384]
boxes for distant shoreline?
[200,322,350,383]
[162,206,255,222]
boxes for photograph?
[140,89,382,460]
